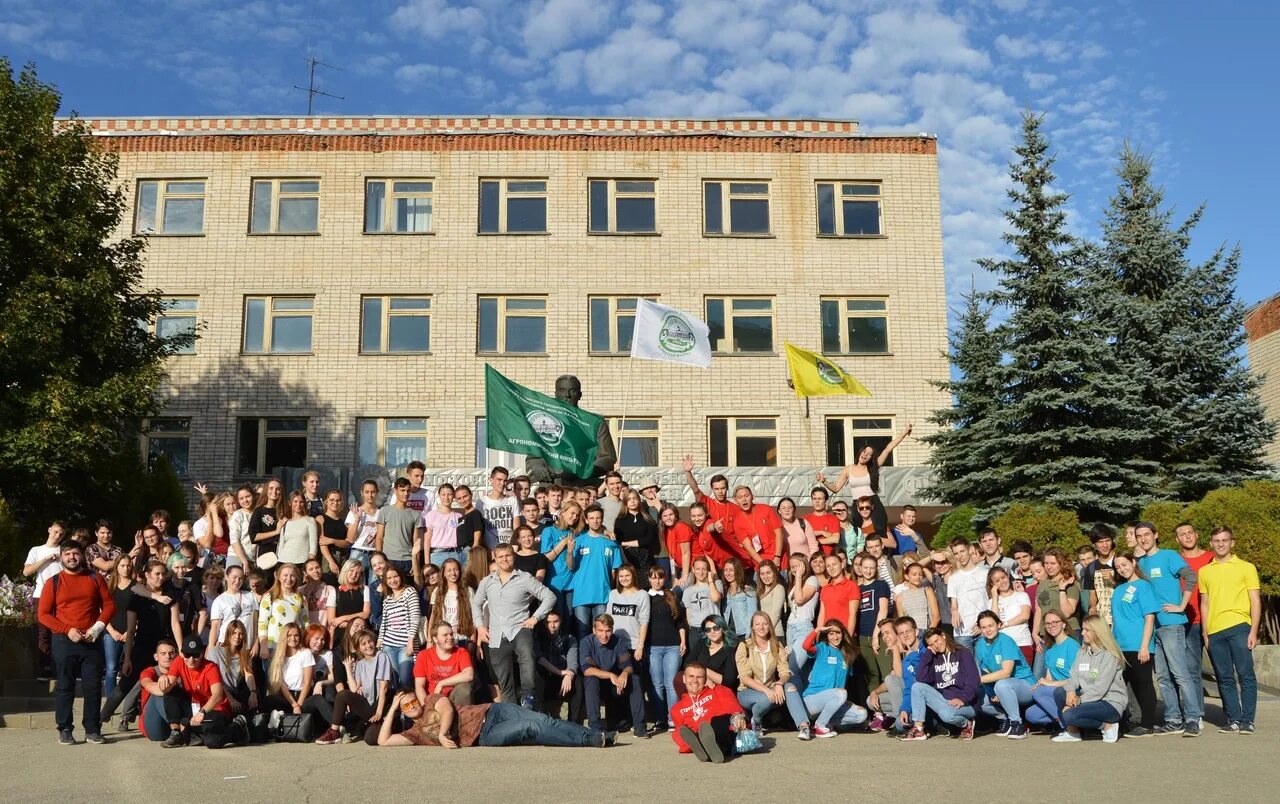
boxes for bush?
[989,502,1082,554]
[0,496,20,579]
[933,504,980,549]
[1183,481,1280,596]
[144,454,190,524]
[1136,501,1189,546]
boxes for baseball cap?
[635,476,660,493]
[181,634,204,657]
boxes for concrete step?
[0,696,59,713]
[0,711,57,730]
[0,679,74,698]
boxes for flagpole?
[617,355,636,468]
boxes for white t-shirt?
[344,508,380,552]
[282,648,316,692]
[408,487,434,514]
[25,545,62,597]
[947,564,990,632]
[229,509,254,567]
[995,590,1034,646]
[476,494,519,549]
[210,590,257,643]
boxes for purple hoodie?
[915,648,980,705]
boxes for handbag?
[248,712,272,744]
[274,712,315,743]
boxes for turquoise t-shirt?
[539,526,575,592]
[1043,637,1080,681]
[1111,578,1159,652]
[568,532,622,606]
[1138,549,1191,627]
[975,632,1035,694]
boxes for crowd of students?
[28,455,1264,758]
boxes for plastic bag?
[735,728,762,754]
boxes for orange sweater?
[37,571,114,634]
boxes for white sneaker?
[1101,723,1119,743]
[1052,730,1082,743]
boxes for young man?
[404,460,434,513]
[512,475,532,504]
[545,486,565,523]
[977,527,1020,581]
[376,477,422,574]
[1075,545,1096,581]
[731,485,783,569]
[1135,521,1203,736]
[149,635,237,748]
[670,662,747,763]
[865,535,896,589]
[413,623,475,708]
[472,544,557,709]
[86,520,122,576]
[681,455,740,555]
[151,510,176,547]
[889,506,927,557]
[1199,527,1261,734]
[300,470,325,517]
[476,466,520,548]
[518,498,545,537]
[1082,522,1119,624]
[24,521,67,680]
[37,539,115,745]
[597,471,625,533]
[579,614,647,740]
[816,553,861,634]
[1176,521,1213,712]
[421,483,464,569]
[946,538,989,649]
[453,485,486,551]
[535,611,584,722]
[888,616,925,735]
[1009,541,1034,593]
[377,689,611,748]
[804,487,842,555]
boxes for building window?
[143,417,191,476]
[478,295,546,354]
[475,418,526,470]
[816,181,882,236]
[135,180,206,235]
[243,296,314,354]
[361,296,431,353]
[589,296,656,354]
[820,297,889,354]
[703,180,770,235]
[237,417,308,476]
[479,179,547,234]
[826,417,896,467]
[250,178,320,234]
[364,179,433,233]
[589,179,657,234]
[357,418,428,467]
[608,418,661,466]
[152,297,199,354]
[706,296,774,353]
[708,417,778,467]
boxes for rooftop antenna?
[293,56,344,116]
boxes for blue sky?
[3,0,1278,315]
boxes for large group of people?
[27,452,1263,759]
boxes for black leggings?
[327,690,375,727]
[1123,651,1158,728]
[262,690,304,713]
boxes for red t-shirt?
[804,513,841,556]
[818,576,862,633]
[670,683,744,753]
[168,659,232,715]
[139,666,161,739]
[412,646,473,696]
[664,521,694,570]
[1182,550,1214,625]
[732,504,783,565]
[698,494,749,564]
[690,524,723,567]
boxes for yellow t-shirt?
[1198,556,1260,635]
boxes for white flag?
[630,299,712,368]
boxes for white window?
[703,180,770,235]
[816,181,882,236]
[243,296,314,354]
[589,296,656,354]
[251,179,320,234]
[708,417,778,467]
[608,418,661,467]
[475,418,526,470]
[237,418,308,476]
[705,296,775,353]
[361,296,431,353]
[142,417,191,476]
[135,180,206,234]
[589,179,657,233]
[820,297,890,354]
[152,296,199,355]
[364,179,433,233]
[826,416,897,467]
[479,179,547,234]
[478,295,547,354]
[357,418,428,467]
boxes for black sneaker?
[1182,721,1200,738]
[57,729,75,746]
[1240,722,1255,735]
[603,730,618,748]
[1126,726,1152,738]
[1219,722,1241,734]
[1153,723,1184,737]
[162,730,190,748]
[993,720,1012,737]
[84,732,105,745]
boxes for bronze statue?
[525,375,616,486]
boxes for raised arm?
[681,455,704,498]
[877,422,912,467]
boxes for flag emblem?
[526,410,565,447]
[658,312,696,355]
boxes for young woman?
[512,524,550,582]
[681,557,724,633]
[896,560,940,632]
[345,480,382,581]
[463,545,492,590]
[735,611,805,734]
[102,559,179,727]
[658,503,694,588]
[809,552,829,587]
[567,505,623,636]
[265,623,315,714]
[607,564,650,659]
[228,484,258,570]
[816,422,912,535]
[928,552,955,636]
[427,558,477,647]
[1033,548,1081,679]
[103,554,136,697]
[614,489,659,573]
[755,561,787,639]
[199,565,224,643]
[326,559,371,653]
[646,566,687,728]
[900,627,980,741]
[540,501,583,613]
[209,564,256,657]
[315,629,392,745]
[249,478,288,560]
[987,566,1034,665]
[279,492,320,567]
[1052,615,1128,743]
[974,610,1037,738]
[165,551,203,643]
[720,558,758,640]
[193,489,229,565]
[1110,552,1159,737]
[787,554,821,677]
[302,624,342,724]
[1025,609,1079,731]
[687,614,739,690]
[377,565,420,690]
[301,557,334,629]
[777,498,818,560]
[208,619,258,714]
[798,620,861,739]
[257,563,308,660]
[317,489,352,578]
[687,503,721,570]
[854,553,892,696]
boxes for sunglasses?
[703,625,722,634]
[1045,620,1064,627]
[857,506,872,512]
[833,509,849,515]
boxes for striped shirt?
[378,589,421,651]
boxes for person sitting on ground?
[734,611,806,735]
[315,629,392,745]
[414,622,475,709]
[974,609,1037,739]
[207,620,258,716]
[900,627,980,741]
[263,623,313,715]
[375,689,613,748]
[1025,610,1079,733]
[1052,615,1128,744]
[670,662,748,764]
[798,620,868,740]
[580,613,647,740]
[143,635,240,748]
[535,611,584,722]
[686,614,739,690]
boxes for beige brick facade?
[1246,293,1280,465]
[87,116,950,486]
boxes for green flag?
[484,364,603,479]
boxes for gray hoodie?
[1069,645,1128,714]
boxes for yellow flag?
[784,343,872,397]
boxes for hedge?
[932,504,979,549]
[989,503,1083,555]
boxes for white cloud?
[522,0,613,58]
[393,62,460,86]
[1023,69,1056,90]
[579,25,705,96]
[388,0,485,39]
[850,9,990,82]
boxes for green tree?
[0,61,187,527]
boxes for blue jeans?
[387,558,413,576]
[1062,700,1120,731]
[428,548,469,571]
[1183,620,1205,709]
[382,644,415,690]
[478,702,599,747]
[583,669,645,735]
[103,634,126,697]
[142,695,172,741]
[738,684,809,729]
[1207,623,1257,725]
[648,645,681,720]
[1026,685,1066,726]
[573,603,607,639]
[980,678,1034,722]
[909,683,975,728]
[801,688,850,729]
[955,633,975,651]
[1032,646,1046,680]
[351,549,374,585]
[786,622,813,679]
[1153,624,1203,724]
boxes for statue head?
[554,375,582,407]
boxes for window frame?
[705,295,776,355]
[249,177,322,235]
[820,296,891,355]
[816,180,884,238]
[356,417,429,467]
[242,295,315,355]
[360,295,432,355]
[588,178,659,235]
[477,294,548,355]
[825,416,897,468]
[236,417,310,477]
[475,417,527,470]
[702,179,773,237]
[707,416,779,467]
[363,178,435,235]
[607,417,662,467]
[134,179,208,236]
[588,295,658,355]
[141,417,192,477]
[478,178,549,235]
[150,296,200,355]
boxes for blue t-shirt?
[1138,549,1191,626]
[568,532,622,606]
[899,646,924,716]
[805,641,852,695]
[1043,637,1080,681]
[539,526,576,593]
[1111,578,1159,652]
[974,632,1035,694]
[889,525,926,557]
[857,580,892,638]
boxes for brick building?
[1245,292,1280,466]
[84,115,950,488]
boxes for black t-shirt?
[128,594,176,655]
[513,551,550,579]
[857,580,892,638]
[646,591,684,648]
[458,510,485,550]
[614,513,659,568]
[687,642,738,690]
[320,514,349,574]
[167,579,203,636]
[110,586,133,632]
[249,506,281,552]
